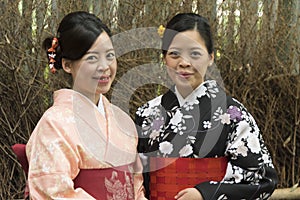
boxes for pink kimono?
[26,89,146,200]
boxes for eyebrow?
[86,49,115,54]
[168,47,204,51]
[190,47,204,51]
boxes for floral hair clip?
[47,37,59,74]
[157,25,165,38]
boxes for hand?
[174,188,203,200]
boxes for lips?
[93,75,111,83]
[176,71,193,79]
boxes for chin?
[96,88,110,95]
[176,82,194,90]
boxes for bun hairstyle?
[43,11,112,71]
[162,13,214,56]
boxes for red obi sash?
[11,144,135,200]
[74,165,135,200]
[149,157,228,200]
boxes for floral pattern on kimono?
[135,80,278,200]
[26,89,146,200]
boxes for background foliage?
[0,0,299,199]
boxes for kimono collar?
[174,81,207,106]
[97,94,105,116]
[54,89,106,117]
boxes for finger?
[174,189,187,199]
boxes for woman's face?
[63,31,117,103]
[164,30,214,97]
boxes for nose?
[178,56,191,68]
[96,61,110,72]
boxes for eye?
[167,50,180,58]
[190,51,202,58]
[106,52,115,60]
[86,55,98,62]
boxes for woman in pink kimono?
[26,11,146,200]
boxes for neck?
[73,90,101,105]
[93,94,101,105]
[176,86,194,98]
[84,93,101,105]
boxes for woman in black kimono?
[135,13,278,200]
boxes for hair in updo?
[43,11,112,70]
[162,13,214,56]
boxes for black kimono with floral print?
[135,80,278,200]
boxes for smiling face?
[62,31,117,103]
[164,30,214,98]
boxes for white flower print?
[213,107,223,121]
[216,107,223,114]
[196,85,207,98]
[183,102,194,111]
[47,140,60,154]
[169,109,187,135]
[236,143,248,157]
[61,175,73,185]
[252,122,260,137]
[31,152,40,165]
[230,166,243,183]
[182,97,199,111]
[140,106,152,118]
[219,113,231,125]
[241,110,250,122]
[262,154,270,163]
[203,121,212,129]
[235,121,252,140]
[159,141,174,156]
[47,110,63,121]
[140,107,153,117]
[179,144,193,157]
[171,123,186,135]
[64,115,76,124]
[247,136,261,154]
[137,96,162,117]
[169,109,183,125]
[136,106,145,116]
[223,163,244,184]
[187,135,196,144]
[42,163,50,173]
[206,81,219,98]
[208,80,217,87]
[149,130,160,140]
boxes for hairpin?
[47,37,58,74]
[157,25,165,38]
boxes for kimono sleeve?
[26,112,95,199]
[133,153,147,200]
[195,101,278,199]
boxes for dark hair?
[43,11,111,70]
[162,13,214,56]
